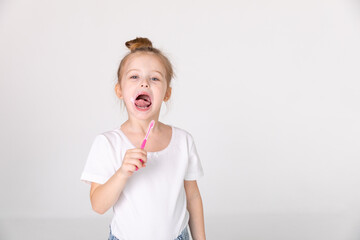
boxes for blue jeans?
[108,225,190,240]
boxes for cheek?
[123,92,133,103]
[130,96,135,104]
[120,90,133,105]
[155,89,166,101]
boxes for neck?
[122,118,161,135]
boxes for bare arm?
[90,171,128,214]
[184,180,206,240]
[90,148,148,214]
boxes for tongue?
[135,99,151,108]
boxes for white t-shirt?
[80,125,204,240]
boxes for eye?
[130,75,139,79]
[151,77,159,81]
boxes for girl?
[80,37,206,240]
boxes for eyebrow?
[126,69,164,77]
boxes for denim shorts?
[108,224,190,240]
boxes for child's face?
[116,52,171,119]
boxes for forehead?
[124,52,166,74]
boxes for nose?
[140,79,150,88]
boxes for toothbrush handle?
[140,139,147,149]
[136,139,147,171]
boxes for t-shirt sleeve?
[184,134,204,181]
[80,134,116,185]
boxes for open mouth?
[134,92,152,110]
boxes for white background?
[1,0,360,239]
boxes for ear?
[164,87,172,102]
[115,83,123,99]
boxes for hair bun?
[125,37,153,51]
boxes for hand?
[118,148,147,178]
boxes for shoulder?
[91,128,124,149]
[170,125,197,146]
[171,125,191,137]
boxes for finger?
[131,152,147,163]
[130,163,139,172]
[124,152,147,163]
[127,159,144,169]
[128,148,147,155]
[122,163,137,173]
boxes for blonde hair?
[117,37,174,89]
[116,37,174,113]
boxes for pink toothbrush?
[136,120,155,171]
